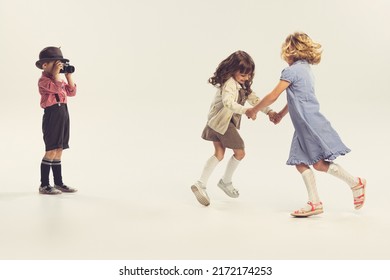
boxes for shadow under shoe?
[54,184,78,193]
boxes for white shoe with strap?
[217,179,239,198]
[191,182,210,206]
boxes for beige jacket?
[207,77,271,135]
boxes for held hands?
[268,111,277,124]
[246,108,284,124]
[245,108,258,120]
[269,111,283,125]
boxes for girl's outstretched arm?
[279,104,289,117]
[273,104,289,124]
[246,80,290,119]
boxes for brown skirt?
[201,122,245,149]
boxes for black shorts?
[42,104,70,151]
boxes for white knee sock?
[302,169,320,203]
[327,163,358,187]
[221,156,241,184]
[327,163,362,196]
[198,155,220,187]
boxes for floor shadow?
[0,192,37,201]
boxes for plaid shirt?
[38,71,76,108]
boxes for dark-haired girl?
[191,50,276,206]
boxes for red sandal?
[291,201,323,217]
[352,177,366,210]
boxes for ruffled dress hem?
[286,148,351,166]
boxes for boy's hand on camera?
[51,61,63,81]
[52,61,63,74]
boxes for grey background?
[0,0,389,259]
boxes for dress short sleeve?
[280,67,295,83]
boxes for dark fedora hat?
[35,46,69,69]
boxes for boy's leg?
[52,148,63,186]
[40,158,52,187]
[52,148,77,193]
[40,149,57,186]
[39,149,61,195]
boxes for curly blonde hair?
[281,32,322,65]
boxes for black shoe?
[54,184,77,193]
[39,185,62,195]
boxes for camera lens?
[60,64,75,73]
[66,65,75,73]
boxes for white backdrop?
[1,0,389,260]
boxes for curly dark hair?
[209,50,255,93]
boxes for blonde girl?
[191,50,275,206]
[247,32,366,217]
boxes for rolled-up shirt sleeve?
[38,74,76,108]
[38,76,62,95]
[65,84,77,96]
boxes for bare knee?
[313,161,329,172]
[44,150,57,160]
[54,148,63,160]
[214,151,225,161]
[233,149,245,161]
[44,148,62,160]
[213,142,225,161]
[296,164,309,173]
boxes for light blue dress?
[281,60,350,165]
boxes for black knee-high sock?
[52,160,63,186]
[40,158,52,187]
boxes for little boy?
[36,46,77,194]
